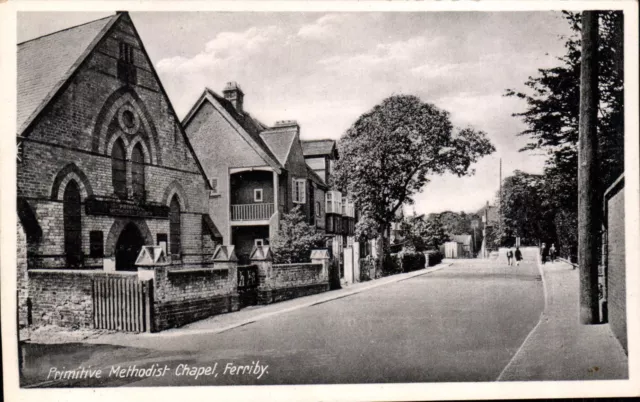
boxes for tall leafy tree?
[399,213,449,252]
[430,210,481,237]
[496,170,555,246]
[505,11,623,259]
[333,95,495,262]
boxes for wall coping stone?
[310,249,330,260]
[213,245,238,262]
[250,245,272,261]
[28,269,137,276]
[272,262,323,269]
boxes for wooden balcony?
[231,203,275,222]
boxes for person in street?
[540,242,548,264]
[549,243,557,263]
[515,246,523,266]
[506,248,514,266]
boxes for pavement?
[498,256,629,381]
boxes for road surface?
[22,249,544,387]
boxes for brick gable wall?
[17,15,215,271]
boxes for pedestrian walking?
[540,243,548,264]
[515,246,523,266]
[549,244,557,263]
[506,248,514,266]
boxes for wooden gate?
[92,275,152,332]
[237,265,259,308]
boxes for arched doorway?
[115,222,145,271]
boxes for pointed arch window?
[131,143,145,200]
[63,180,82,267]
[169,195,181,256]
[112,139,127,198]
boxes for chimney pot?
[222,82,244,114]
[274,120,299,128]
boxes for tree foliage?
[504,11,623,259]
[333,95,495,257]
[429,210,481,237]
[270,206,326,264]
[496,170,555,246]
[399,213,449,252]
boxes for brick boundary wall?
[252,252,331,305]
[27,270,138,329]
[140,262,239,332]
[605,176,626,353]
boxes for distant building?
[451,234,474,257]
[476,201,499,257]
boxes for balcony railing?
[231,203,275,221]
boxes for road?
[22,249,544,387]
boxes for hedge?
[424,250,443,266]
[401,252,426,272]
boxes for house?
[183,84,329,262]
[301,139,358,280]
[16,12,227,329]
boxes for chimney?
[273,120,300,133]
[223,82,244,114]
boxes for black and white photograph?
[1,1,638,400]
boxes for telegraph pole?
[499,158,502,242]
[578,11,600,325]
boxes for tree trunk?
[375,223,390,275]
[578,10,600,325]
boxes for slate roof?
[17,14,118,134]
[185,89,283,171]
[301,139,336,157]
[260,125,298,166]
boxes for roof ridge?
[18,13,116,46]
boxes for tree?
[399,213,449,252]
[422,215,450,250]
[333,95,495,265]
[430,210,481,237]
[270,206,326,264]
[505,11,623,261]
[496,170,555,246]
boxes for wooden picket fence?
[92,275,153,332]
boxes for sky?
[18,11,573,215]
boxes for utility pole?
[578,11,600,325]
[499,158,502,244]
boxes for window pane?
[169,196,181,255]
[131,144,145,199]
[63,181,82,267]
[111,139,127,198]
